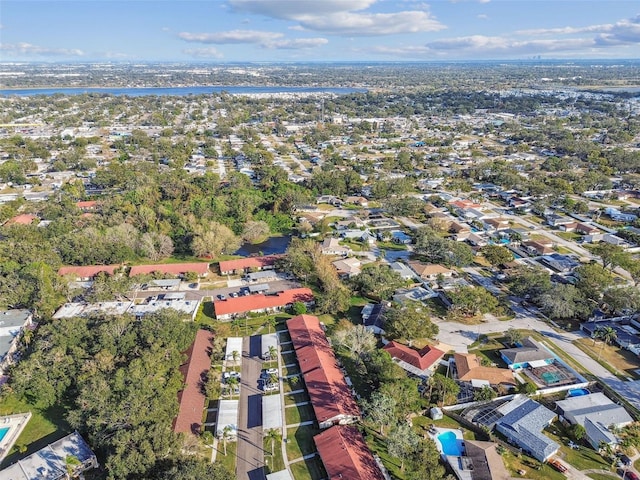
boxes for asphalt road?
[236,336,267,480]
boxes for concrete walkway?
[285,401,310,408]
[288,453,318,464]
[286,420,314,428]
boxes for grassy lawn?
[285,403,315,425]
[545,423,612,471]
[284,364,301,376]
[574,338,640,380]
[282,352,298,366]
[284,391,310,406]
[290,456,327,480]
[501,449,566,480]
[411,414,478,440]
[214,440,236,473]
[263,436,285,474]
[363,427,407,480]
[0,393,70,466]
[586,474,619,479]
[286,424,320,460]
[195,299,216,327]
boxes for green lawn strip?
[362,426,406,480]
[572,338,639,380]
[0,393,70,466]
[500,449,566,480]
[544,424,611,471]
[285,424,319,460]
[284,365,301,376]
[263,436,285,474]
[284,392,310,406]
[411,414,477,440]
[290,456,327,480]
[586,474,620,480]
[285,403,315,425]
[282,352,298,366]
[636,458,640,471]
[214,440,237,473]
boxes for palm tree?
[227,376,239,396]
[265,428,281,457]
[595,326,618,360]
[267,345,277,361]
[221,425,233,456]
[231,349,240,370]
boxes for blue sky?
[1,0,639,62]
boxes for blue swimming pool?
[567,388,590,397]
[0,427,10,442]
[437,431,463,456]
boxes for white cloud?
[228,0,445,36]
[477,14,488,20]
[179,29,327,50]
[265,37,328,49]
[179,30,283,44]
[0,42,84,57]
[183,47,224,58]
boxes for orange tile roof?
[173,329,213,434]
[314,426,385,480]
[454,353,516,385]
[58,264,120,278]
[287,315,360,424]
[218,255,281,274]
[213,288,313,317]
[6,214,37,225]
[383,341,445,371]
[76,200,98,209]
[129,262,210,277]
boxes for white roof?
[216,400,239,437]
[262,393,283,431]
[266,471,294,480]
[262,333,278,355]
[225,337,243,361]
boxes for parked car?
[266,368,278,375]
[548,459,567,473]
[624,471,639,480]
[218,294,226,300]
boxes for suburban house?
[314,426,385,480]
[361,303,386,335]
[500,337,554,371]
[320,237,351,256]
[3,213,38,226]
[75,200,98,212]
[383,341,445,378]
[449,221,471,234]
[0,431,98,480]
[129,262,210,277]
[408,261,455,281]
[545,214,575,228]
[287,315,360,429]
[0,309,33,376]
[218,255,280,275]
[521,240,554,256]
[494,396,559,462]
[344,196,369,207]
[57,264,121,281]
[453,440,511,480]
[332,257,362,278]
[389,261,416,280]
[605,207,638,223]
[453,353,516,387]
[173,329,213,435]
[555,393,633,449]
[213,288,314,321]
[392,286,438,304]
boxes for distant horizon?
[2,1,639,62]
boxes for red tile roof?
[314,426,385,480]
[287,315,360,425]
[218,255,281,274]
[58,264,120,278]
[129,262,210,277]
[383,341,445,371]
[5,214,38,225]
[76,200,98,210]
[173,329,213,434]
[213,288,313,317]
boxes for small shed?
[430,407,443,420]
[249,284,270,294]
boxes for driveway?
[236,336,267,480]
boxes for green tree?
[538,284,589,319]
[332,324,377,365]
[385,301,438,346]
[594,326,617,360]
[571,424,586,442]
[388,423,420,472]
[430,373,460,406]
[362,390,397,435]
[448,286,500,317]
[574,263,614,302]
[592,243,630,271]
[507,265,552,300]
[505,328,522,346]
[480,245,514,266]
[265,428,281,457]
[291,301,307,315]
[151,459,231,480]
[350,264,405,300]
[474,385,497,401]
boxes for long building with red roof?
[287,314,360,429]
[213,288,313,320]
[173,329,213,434]
[218,255,281,275]
[129,262,210,277]
[58,264,121,280]
[314,425,385,480]
[383,341,445,378]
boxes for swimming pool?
[567,388,590,397]
[437,431,464,456]
[0,427,10,442]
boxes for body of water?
[0,86,366,97]
[235,235,291,257]
[437,430,464,456]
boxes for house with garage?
[500,337,555,371]
[383,341,445,378]
[361,303,387,335]
[213,288,314,321]
[453,353,516,388]
[555,392,633,449]
[320,237,351,256]
[218,255,280,275]
[494,396,559,462]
